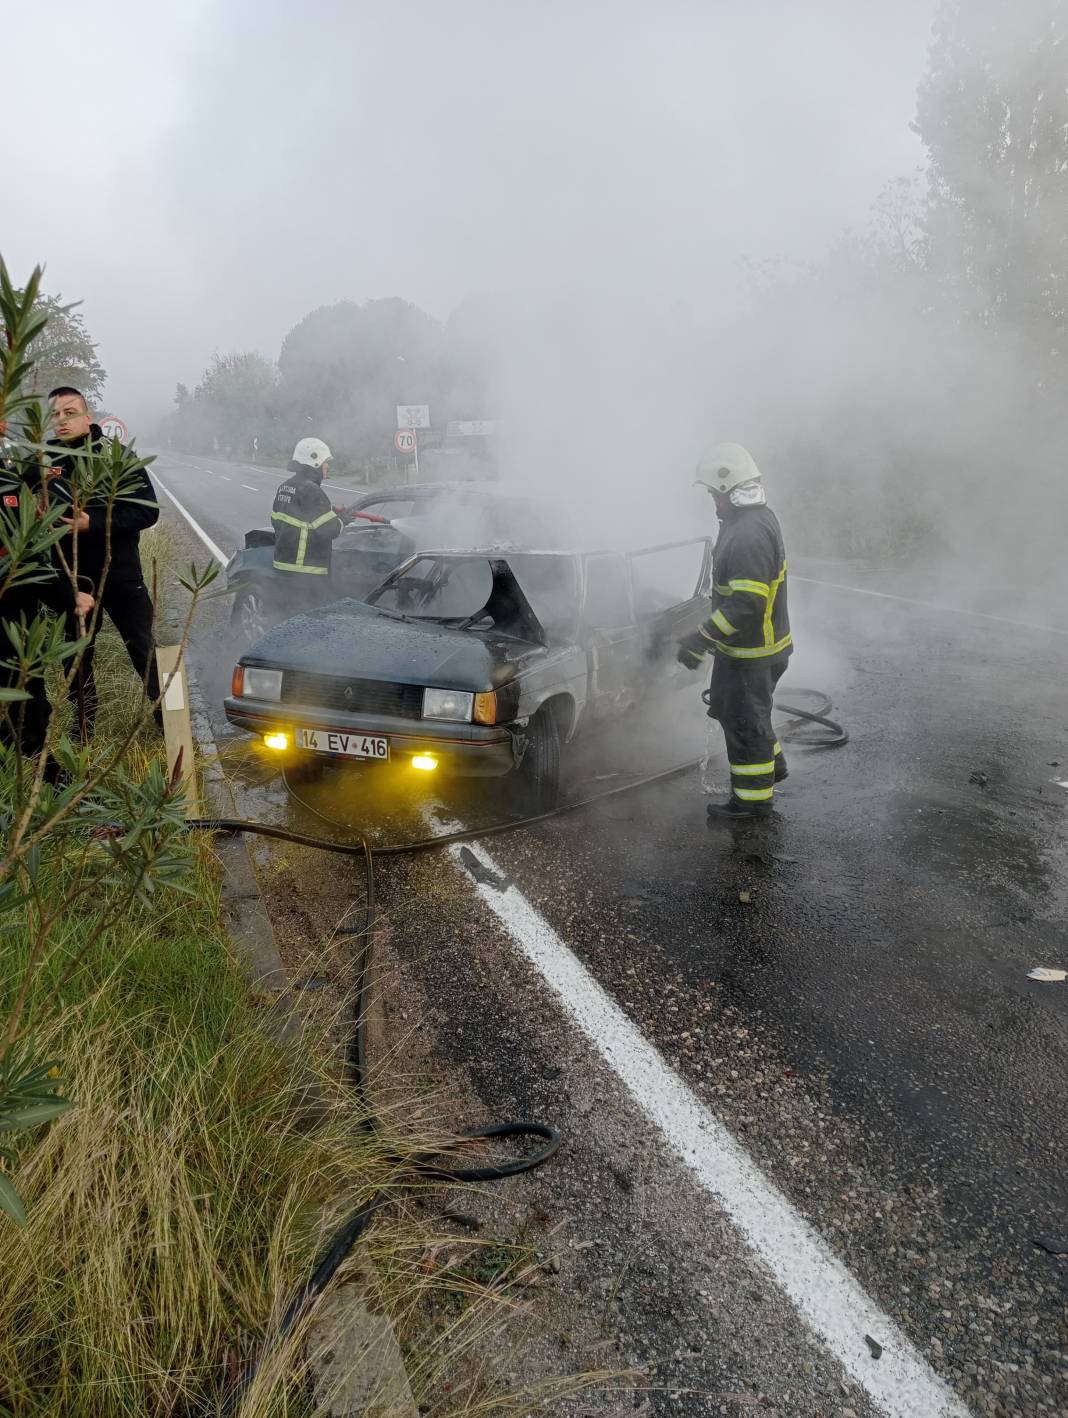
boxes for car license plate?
[297,728,389,760]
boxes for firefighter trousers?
[704,653,789,805]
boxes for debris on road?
[458,847,512,892]
[739,889,752,903]
[1051,779,1068,790]
[1027,967,1066,982]
[1032,1236,1068,1257]
[864,1334,883,1360]
[969,770,989,787]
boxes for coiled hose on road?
[199,690,847,1410]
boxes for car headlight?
[240,666,283,702]
[422,687,474,722]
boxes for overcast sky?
[7,0,936,420]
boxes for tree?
[24,292,106,405]
[277,297,447,468]
[915,0,1068,353]
[171,352,278,456]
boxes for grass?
[0,525,616,1416]
[0,811,402,1415]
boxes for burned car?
[225,539,713,810]
[226,481,555,643]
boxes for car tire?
[231,587,270,644]
[515,708,561,817]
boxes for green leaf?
[0,1173,26,1227]
[0,688,31,703]
[1,1098,74,1129]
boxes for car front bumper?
[223,696,519,777]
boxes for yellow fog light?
[263,731,290,752]
[411,754,439,772]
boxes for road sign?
[394,429,416,453]
[99,415,128,443]
[396,404,430,430]
[453,420,497,437]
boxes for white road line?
[151,471,229,567]
[241,483,258,492]
[443,827,970,1418]
[794,573,1066,637]
[219,474,231,482]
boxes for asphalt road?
[158,453,1068,1417]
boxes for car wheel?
[231,587,269,644]
[515,708,561,817]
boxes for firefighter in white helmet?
[676,443,793,821]
[271,438,353,601]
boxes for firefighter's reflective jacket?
[271,465,343,576]
[699,503,792,660]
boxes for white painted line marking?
[794,574,1065,638]
[241,483,258,492]
[219,474,232,482]
[442,825,970,1418]
[150,471,229,566]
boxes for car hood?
[244,599,541,691]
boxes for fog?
[7,0,931,422]
[10,0,1067,611]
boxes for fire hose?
[197,689,846,1409]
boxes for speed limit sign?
[393,429,416,453]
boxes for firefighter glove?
[676,630,708,670]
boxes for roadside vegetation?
[1,262,604,1415]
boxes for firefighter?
[677,443,792,820]
[270,438,350,606]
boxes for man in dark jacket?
[677,443,792,821]
[47,387,161,734]
[271,437,350,608]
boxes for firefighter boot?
[706,796,775,822]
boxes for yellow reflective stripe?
[763,560,787,648]
[730,761,775,776]
[308,509,338,530]
[713,582,731,596]
[728,578,770,598]
[271,511,311,529]
[272,561,329,574]
[735,785,774,801]
[773,741,782,754]
[698,622,719,642]
[711,633,794,659]
[710,607,737,636]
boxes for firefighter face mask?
[728,479,766,509]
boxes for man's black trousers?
[69,578,161,735]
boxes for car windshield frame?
[367,551,580,643]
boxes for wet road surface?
[161,466,1068,1416]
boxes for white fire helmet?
[291,437,333,470]
[694,442,762,495]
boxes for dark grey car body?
[224,540,714,788]
[226,482,557,641]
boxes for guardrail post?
[155,644,200,818]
